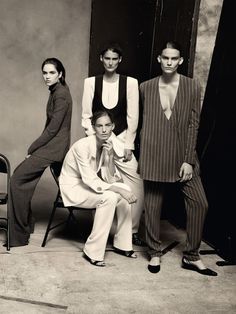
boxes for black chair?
[41,162,84,247]
[0,153,11,251]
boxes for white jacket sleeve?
[81,77,96,136]
[125,77,139,149]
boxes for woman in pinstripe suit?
[139,41,217,276]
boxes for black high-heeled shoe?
[182,257,217,276]
[148,257,161,273]
[113,247,137,258]
[83,252,106,267]
[148,264,160,273]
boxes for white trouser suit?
[59,135,133,261]
[81,76,144,234]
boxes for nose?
[102,126,106,133]
[108,60,113,66]
[167,59,172,66]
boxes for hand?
[102,140,114,156]
[179,162,193,182]
[102,140,114,166]
[123,149,133,162]
[119,189,137,204]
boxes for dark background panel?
[89,0,198,83]
[197,0,236,262]
[89,0,157,82]
[150,0,199,77]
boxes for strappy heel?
[83,252,106,267]
[113,247,137,258]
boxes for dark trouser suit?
[144,175,208,261]
[9,155,54,246]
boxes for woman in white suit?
[81,43,144,246]
[59,110,137,266]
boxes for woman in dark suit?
[8,58,72,247]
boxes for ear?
[179,57,184,65]
[100,55,103,62]
[111,123,115,131]
[58,71,62,79]
[118,56,122,63]
[157,55,161,63]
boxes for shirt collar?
[49,82,60,93]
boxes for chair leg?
[7,217,10,251]
[41,201,58,247]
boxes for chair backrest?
[0,153,11,202]
[0,153,10,175]
[50,162,62,187]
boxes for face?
[94,115,114,142]
[158,48,183,74]
[100,50,122,73]
[42,63,62,86]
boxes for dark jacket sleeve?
[184,79,201,165]
[28,89,69,155]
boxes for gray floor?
[1,207,236,314]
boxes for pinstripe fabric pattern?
[144,178,208,260]
[139,75,201,182]
[139,74,208,260]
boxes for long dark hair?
[41,57,66,85]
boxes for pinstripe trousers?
[144,175,208,261]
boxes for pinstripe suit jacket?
[138,74,201,182]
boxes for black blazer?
[28,82,72,162]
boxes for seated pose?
[8,58,72,247]
[81,43,144,246]
[59,110,137,267]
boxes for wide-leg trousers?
[9,155,54,246]
[144,175,208,261]
[114,155,144,234]
[61,183,133,261]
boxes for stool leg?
[41,198,58,247]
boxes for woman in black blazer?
[8,58,72,247]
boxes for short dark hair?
[160,41,183,56]
[41,57,66,85]
[91,110,114,125]
[100,43,123,58]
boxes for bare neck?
[160,72,180,84]
[103,71,119,83]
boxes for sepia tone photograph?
[0,0,235,313]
